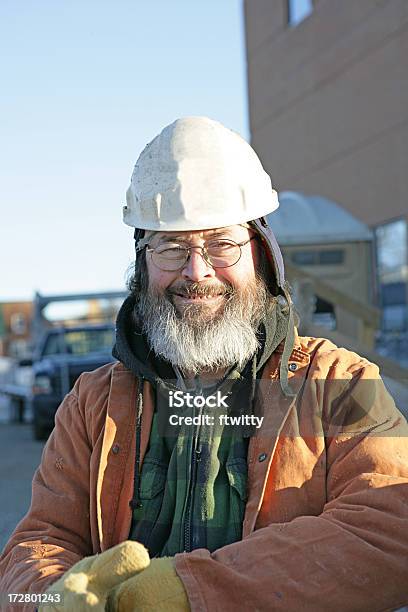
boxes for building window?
[318,250,344,265]
[10,312,27,335]
[288,0,313,27]
[291,249,344,266]
[375,218,408,332]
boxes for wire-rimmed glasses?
[145,236,257,271]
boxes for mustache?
[166,281,233,299]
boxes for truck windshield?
[42,328,115,356]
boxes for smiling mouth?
[173,293,224,301]
[167,282,231,304]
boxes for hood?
[112,294,176,393]
[250,216,297,396]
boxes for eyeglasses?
[145,236,257,271]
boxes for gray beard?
[135,275,271,375]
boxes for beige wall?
[245,0,408,228]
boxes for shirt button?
[258,452,267,462]
[112,444,120,454]
[288,363,298,371]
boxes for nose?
[181,247,216,282]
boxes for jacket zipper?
[183,381,203,552]
[183,435,201,552]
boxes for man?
[1,116,407,611]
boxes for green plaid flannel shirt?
[129,383,249,557]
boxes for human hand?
[39,540,150,611]
[106,556,190,612]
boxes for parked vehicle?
[31,323,116,439]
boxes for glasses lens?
[152,244,188,271]
[206,240,241,268]
[150,240,243,271]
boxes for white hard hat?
[124,116,279,231]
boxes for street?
[0,424,44,551]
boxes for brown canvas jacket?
[1,335,408,611]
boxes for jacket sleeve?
[0,383,93,608]
[174,360,408,612]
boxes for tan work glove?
[106,556,190,612]
[39,540,150,611]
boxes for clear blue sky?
[0,0,248,301]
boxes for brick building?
[244,0,408,330]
